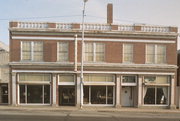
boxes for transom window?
[146,44,166,64]
[57,42,69,62]
[123,44,133,63]
[85,43,105,62]
[19,74,51,82]
[21,41,43,61]
[122,76,136,83]
[84,75,114,82]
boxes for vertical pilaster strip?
[170,75,176,109]
[138,76,142,107]
[76,75,81,107]
[115,75,121,108]
[52,74,57,106]
[12,72,17,106]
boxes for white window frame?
[123,44,133,63]
[145,44,166,64]
[57,42,69,62]
[85,43,105,62]
[21,41,43,61]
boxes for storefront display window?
[143,76,169,105]
[19,85,50,104]
[83,86,114,105]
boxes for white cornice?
[11,36,175,44]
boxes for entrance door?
[0,84,8,104]
[121,87,133,107]
[59,86,75,106]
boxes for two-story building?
[9,4,178,109]
[0,41,9,105]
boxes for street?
[0,109,180,121]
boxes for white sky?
[0,0,180,48]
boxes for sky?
[0,0,180,48]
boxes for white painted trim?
[12,70,175,75]
[121,83,137,86]
[12,36,175,44]
[83,82,115,86]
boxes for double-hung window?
[123,44,133,63]
[21,41,43,61]
[85,43,105,62]
[146,44,166,64]
[57,42,69,62]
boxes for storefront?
[143,76,170,106]
[18,73,51,105]
[83,74,115,106]
[58,74,75,106]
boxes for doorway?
[0,84,8,104]
[59,86,75,106]
[121,86,134,107]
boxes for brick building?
[9,4,178,108]
[0,41,9,104]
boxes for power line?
[0,15,82,21]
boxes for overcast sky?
[0,0,180,48]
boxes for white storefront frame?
[83,74,115,106]
[142,75,170,107]
[17,73,51,105]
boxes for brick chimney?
[107,3,113,24]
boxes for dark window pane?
[156,87,167,104]
[91,86,106,104]
[20,85,25,103]
[59,86,75,106]
[44,85,50,104]
[27,85,42,103]
[83,86,89,104]
[0,84,8,104]
[107,86,113,104]
[144,88,155,104]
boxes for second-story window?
[21,41,43,61]
[146,44,166,64]
[85,43,105,62]
[123,44,133,63]
[57,42,69,62]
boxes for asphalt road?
[0,110,180,121]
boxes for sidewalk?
[0,105,180,113]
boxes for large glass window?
[143,76,169,105]
[146,44,166,64]
[19,85,50,104]
[123,44,133,63]
[57,42,69,62]
[85,43,105,62]
[21,41,43,61]
[144,87,168,105]
[83,86,114,105]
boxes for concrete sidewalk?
[0,105,179,113]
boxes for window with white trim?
[123,44,133,63]
[146,44,166,64]
[57,42,69,62]
[85,43,105,62]
[21,41,43,61]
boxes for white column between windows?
[12,72,17,106]
[52,74,57,106]
[76,75,81,107]
[115,75,121,108]
[138,76,143,107]
[170,75,176,109]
